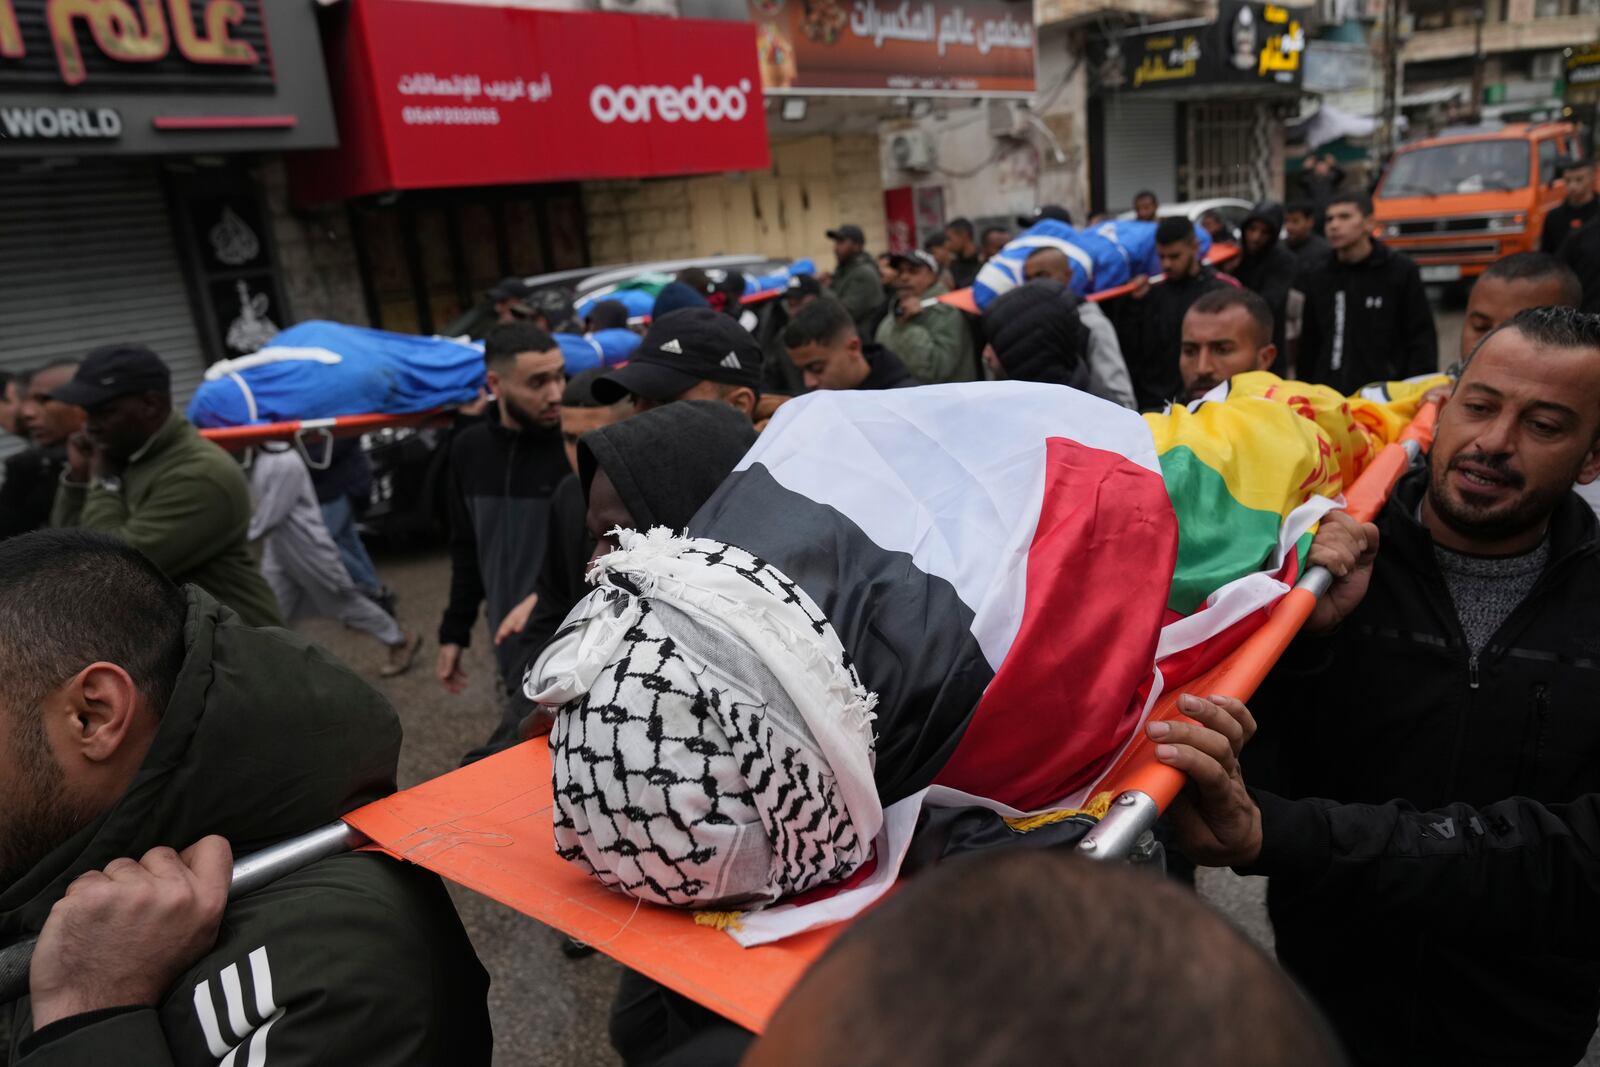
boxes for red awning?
[291,0,770,204]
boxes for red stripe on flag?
[932,437,1178,811]
[1153,544,1305,687]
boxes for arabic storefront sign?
[1567,43,1600,107]
[749,0,1035,96]
[1093,1,1303,94]
[0,0,272,90]
[291,1,769,203]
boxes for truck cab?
[1372,122,1580,283]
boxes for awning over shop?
[290,0,770,204]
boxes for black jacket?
[1230,201,1297,356]
[1,589,491,1065]
[0,444,63,540]
[1540,198,1600,256]
[1559,219,1600,315]
[1285,232,1331,269]
[1248,472,1600,1067]
[1292,239,1438,393]
[1114,267,1231,410]
[860,343,915,389]
[438,420,569,687]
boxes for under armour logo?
[1365,296,1383,310]
[661,339,683,355]
[100,376,117,384]
[720,352,742,370]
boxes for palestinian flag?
[687,374,1429,944]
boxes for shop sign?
[748,0,1034,95]
[0,104,121,138]
[1093,1,1303,94]
[293,0,769,202]
[1566,43,1600,106]
[0,0,274,90]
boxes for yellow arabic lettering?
[1264,4,1288,22]
[1258,20,1302,77]
[48,0,170,85]
[0,0,23,58]
[168,0,257,65]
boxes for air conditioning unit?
[987,99,1031,140]
[598,0,679,16]
[1532,52,1563,82]
[888,130,936,172]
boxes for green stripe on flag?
[1160,446,1288,615]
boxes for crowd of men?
[5,171,1600,1066]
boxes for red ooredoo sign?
[294,0,770,203]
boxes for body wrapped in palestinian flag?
[529,373,1443,942]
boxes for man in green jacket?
[875,250,977,385]
[0,529,491,1064]
[49,344,282,628]
[824,224,886,340]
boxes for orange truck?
[1372,122,1583,283]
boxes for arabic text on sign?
[1258,20,1302,77]
[0,0,260,86]
[848,0,1033,57]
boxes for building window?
[348,184,587,335]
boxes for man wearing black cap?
[489,277,533,325]
[824,224,885,340]
[591,307,765,419]
[875,249,975,385]
[48,343,283,627]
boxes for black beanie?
[982,280,1092,391]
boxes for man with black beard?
[436,322,569,716]
[1242,306,1600,1066]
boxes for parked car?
[1117,197,1255,233]
[1372,121,1582,283]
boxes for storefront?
[1088,1,1305,213]
[291,0,771,325]
[0,0,336,408]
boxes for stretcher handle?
[1079,401,1439,861]
[0,821,366,1003]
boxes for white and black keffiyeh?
[526,528,881,909]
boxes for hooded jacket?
[578,401,758,535]
[1291,238,1438,393]
[1248,472,1600,1066]
[0,589,490,1065]
[1229,201,1297,355]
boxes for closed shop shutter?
[1100,97,1178,212]
[0,159,206,464]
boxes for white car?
[1116,197,1255,236]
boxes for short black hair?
[587,300,630,332]
[1329,191,1374,217]
[675,267,712,294]
[1188,287,1276,347]
[946,217,975,239]
[1155,216,1195,245]
[783,296,856,350]
[0,369,14,392]
[1466,305,1600,371]
[0,530,187,720]
[1134,189,1158,204]
[923,232,948,252]
[484,321,557,370]
[1284,199,1319,219]
[763,850,1346,1067]
[981,226,1012,244]
[1480,252,1582,307]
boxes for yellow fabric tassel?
[1003,791,1115,833]
[693,910,745,932]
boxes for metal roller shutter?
[1100,97,1178,212]
[0,159,206,464]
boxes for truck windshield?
[1379,140,1531,197]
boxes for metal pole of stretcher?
[0,822,368,1002]
[1077,410,1436,862]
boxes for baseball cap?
[49,343,171,408]
[489,277,532,303]
[591,307,763,405]
[784,274,822,300]
[888,249,940,274]
[826,224,865,243]
[1018,204,1074,228]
